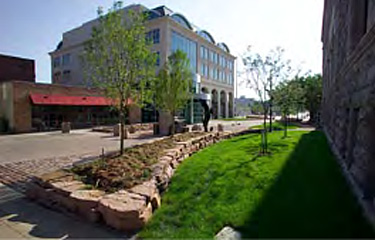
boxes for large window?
[53,57,61,68]
[146,29,160,44]
[200,63,209,78]
[171,31,197,72]
[62,54,70,66]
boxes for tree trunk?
[263,110,268,153]
[284,114,287,138]
[269,102,273,132]
[171,111,175,136]
[309,110,315,124]
[120,111,125,155]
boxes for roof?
[29,93,119,106]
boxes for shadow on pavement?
[0,184,126,239]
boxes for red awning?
[29,93,116,106]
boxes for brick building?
[322,0,375,222]
[0,54,35,82]
[0,53,142,133]
[0,81,143,133]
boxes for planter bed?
[26,129,254,233]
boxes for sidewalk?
[0,183,126,239]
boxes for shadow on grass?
[237,131,375,238]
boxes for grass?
[220,117,261,121]
[139,131,374,238]
[250,121,299,130]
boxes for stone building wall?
[322,0,375,203]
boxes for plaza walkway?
[0,119,263,239]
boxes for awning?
[29,93,116,106]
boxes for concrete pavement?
[0,119,263,165]
[0,184,126,239]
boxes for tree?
[301,74,322,124]
[82,1,156,154]
[242,46,292,153]
[153,50,192,135]
[273,78,303,137]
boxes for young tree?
[243,47,289,152]
[154,50,192,135]
[82,1,156,154]
[274,79,303,137]
[242,47,270,154]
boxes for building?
[321,0,375,221]
[0,54,35,83]
[0,53,142,133]
[49,4,236,122]
[0,80,144,133]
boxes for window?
[62,54,70,66]
[171,31,197,72]
[216,69,219,81]
[146,29,160,44]
[53,57,61,68]
[210,51,214,62]
[156,51,160,66]
[201,64,209,77]
[63,70,71,82]
[53,71,61,83]
[201,46,208,60]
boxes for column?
[217,91,221,119]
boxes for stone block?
[128,125,136,134]
[127,180,161,210]
[113,124,120,137]
[98,191,151,232]
[191,124,202,131]
[61,122,71,134]
[70,190,105,222]
[50,180,86,197]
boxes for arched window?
[171,13,193,30]
[197,30,216,44]
[217,42,230,53]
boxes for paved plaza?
[0,119,262,239]
[0,120,263,164]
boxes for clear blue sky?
[0,0,323,98]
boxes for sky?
[0,0,324,98]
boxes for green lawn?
[250,121,299,130]
[139,131,374,238]
[219,117,261,121]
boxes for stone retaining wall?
[26,129,258,233]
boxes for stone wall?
[25,129,258,233]
[322,0,375,222]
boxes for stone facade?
[322,0,375,211]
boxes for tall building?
[322,0,375,220]
[49,4,236,122]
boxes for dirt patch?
[70,132,204,193]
